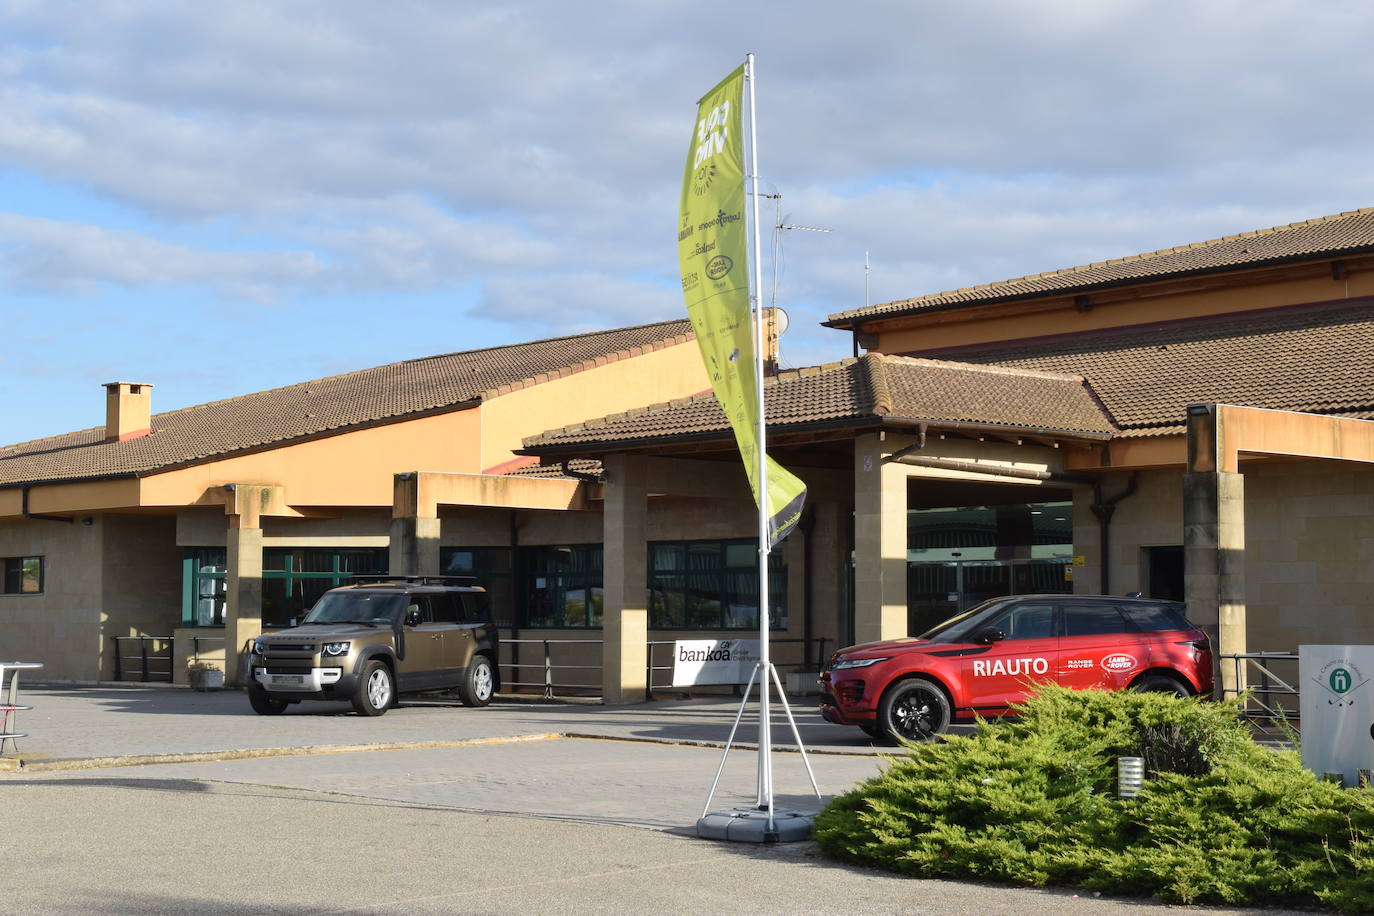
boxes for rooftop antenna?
[763,192,830,370]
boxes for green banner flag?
[677,65,806,547]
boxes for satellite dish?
[773,308,790,335]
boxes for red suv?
[820,595,1213,741]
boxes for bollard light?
[1117,757,1145,799]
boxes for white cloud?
[2,0,1374,444]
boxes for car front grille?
[264,666,312,675]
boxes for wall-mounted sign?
[1299,644,1374,786]
[672,639,761,687]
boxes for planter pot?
[190,668,224,691]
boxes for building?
[6,206,1374,702]
[0,320,708,684]
[517,207,1374,698]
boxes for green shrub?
[813,685,1374,912]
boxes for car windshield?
[916,598,1016,644]
[303,591,404,626]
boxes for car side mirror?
[973,627,1005,644]
[405,611,422,627]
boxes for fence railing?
[113,636,224,683]
[498,636,833,701]
[1218,651,1300,735]
[113,636,174,682]
[499,638,603,700]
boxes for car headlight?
[322,641,351,657]
[832,656,889,670]
[253,639,269,655]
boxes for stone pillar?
[602,454,648,704]
[1184,402,1246,699]
[389,472,441,575]
[224,515,263,689]
[1184,470,1246,697]
[853,434,909,644]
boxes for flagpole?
[744,50,775,832]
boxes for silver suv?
[247,576,499,716]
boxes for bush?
[813,685,1374,912]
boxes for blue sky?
[3,0,1374,445]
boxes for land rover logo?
[1331,667,1354,694]
[1101,653,1138,672]
[706,255,733,280]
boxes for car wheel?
[457,655,495,708]
[353,660,394,716]
[1133,674,1190,697]
[248,685,288,716]
[879,677,951,742]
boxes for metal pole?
[745,51,774,831]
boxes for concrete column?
[602,453,648,704]
[853,434,909,644]
[389,472,441,575]
[1184,470,1246,697]
[224,519,263,688]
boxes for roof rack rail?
[348,574,479,587]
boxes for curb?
[2,731,880,773]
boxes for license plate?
[272,675,304,685]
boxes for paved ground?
[0,685,1307,914]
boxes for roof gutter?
[22,484,73,524]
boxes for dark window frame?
[2,556,44,595]
[648,537,787,631]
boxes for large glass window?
[649,538,786,631]
[519,545,603,628]
[2,556,43,594]
[182,547,387,627]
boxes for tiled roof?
[916,300,1374,434]
[505,458,605,480]
[826,207,1374,327]
[0,319,694,487]
[521,354,1114,453]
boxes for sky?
[3,0,1374,446]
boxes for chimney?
[104,382,153,442]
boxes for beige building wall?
[1079,460,1374,653]
[0,516,104,680]
[476,344,709,472]
[100,514,181,679]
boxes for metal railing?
[112,636,225,683]
[1219,651,1300,735]
[113,636,175,682]
[499,638,603,700]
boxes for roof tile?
[0,319,694,487]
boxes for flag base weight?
[696,806,814,843]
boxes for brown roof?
[826,207,1374,328]
[520,353,1114,454]
[916,299,1374,435]
[0,319,694,487]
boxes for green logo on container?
[1331,667,1354,694]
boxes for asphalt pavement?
[0,685,1307,914]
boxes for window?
[1062,603,1128,637]
[182,547,388,628]
[519,545,603,628]
[649,538,786,630]
[184,548,227,625]
[2,556,43,594]
[985,603,1054,640]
